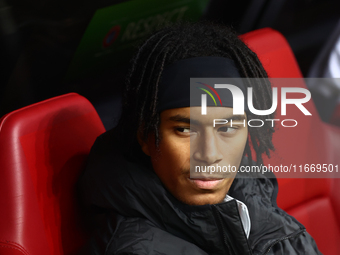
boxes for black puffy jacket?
[80,130,322,255]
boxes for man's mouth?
[188,178,224,189]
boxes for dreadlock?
[117,21,275,166]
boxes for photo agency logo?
[193,78,312,128]
[190,78,339,179]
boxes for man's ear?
[137,131,151,156]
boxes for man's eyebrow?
[169,115,190,123]
[168,115,200,125]
[168,114,245,125]
[225,115,246,122]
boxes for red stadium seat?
[0,93,105,255]
[330,104,340,126]
[241,28,340,255]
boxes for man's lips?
[188,178,224,189]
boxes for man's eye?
[218,126,236,133]
[176,127,191,133]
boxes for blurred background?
[1,0,340,130]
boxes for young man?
[80,22,321,254]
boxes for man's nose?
[192,132,223,165]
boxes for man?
[80,22,321,254]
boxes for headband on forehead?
[157,56,248,113]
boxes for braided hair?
[117,21,275,166]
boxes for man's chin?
[176,192,227,206]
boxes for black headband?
[157,57,248,112]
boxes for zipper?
[261,229,306,255]
[212,205,236,255]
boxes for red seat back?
[241,28,340,255]
[0,93,105,255]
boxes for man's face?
[140,107,248,205]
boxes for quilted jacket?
[79,130,322,255]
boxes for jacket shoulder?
[256,231,322,255]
